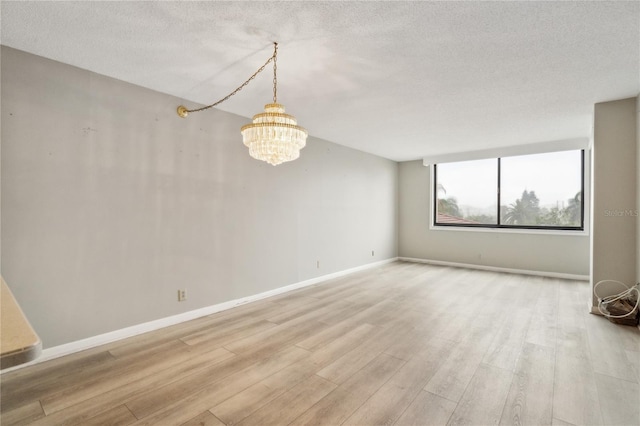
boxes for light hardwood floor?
[1,262,639,425]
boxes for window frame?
[432,150,585,231]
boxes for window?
[434,150,584,230]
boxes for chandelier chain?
[273,43,278,103]
[184,43,278,114]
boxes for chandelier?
[177,43,308,166]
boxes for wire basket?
[600,295,639,326]
[595,280,640,327]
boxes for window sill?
[429,224,589,237]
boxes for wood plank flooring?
[1,261,639,425]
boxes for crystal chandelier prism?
[177,42,307,166]
[241,103,307,166]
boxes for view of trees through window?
[435,150,583,229]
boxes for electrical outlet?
[178,289,187,301]
[372,250,375,256]
[317,260,320,269]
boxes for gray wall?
[591,97,638,306]
[398,160,590,276]
[1,47,398,348]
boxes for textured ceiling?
[1,1,639,161]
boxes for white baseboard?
[1,257,398,374]
[398,257,589,281]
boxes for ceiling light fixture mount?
[177,42,308,166]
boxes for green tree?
[503,190,540,225]
[439,197,462,217]
[538,206,562,226]
[564,191,582,226]
[436,184,461,217]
